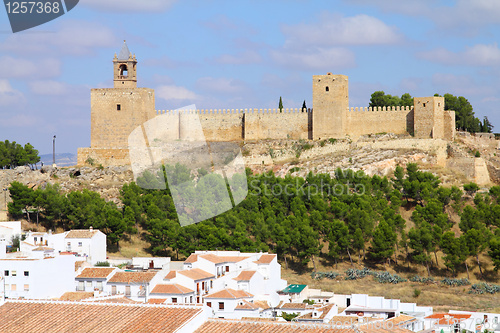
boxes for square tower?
[414,96,445,139]
[312,73,349,139]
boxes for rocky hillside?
[0,133,498,210]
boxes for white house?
[22,228,106,265]
[0,221,21,245]
[75,267,118,293]
[424,313,474,333]
[0,254,75,299]
[149,283,195,304]
[106,271,163,302]
[203,288,253,319]
[449,310,500,333]
[132,257,170,270]
[174,268,216,304]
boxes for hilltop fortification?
[77,44,455,166]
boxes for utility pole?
[52,135,56,167]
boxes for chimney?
[89,226,93,231]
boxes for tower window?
[326,86,329,92]
[423,103,426,107]
[119,64,128,77]
[117,104,121,111]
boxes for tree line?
[369,91,493,134]
[0,140,40,169]
[7,163,500,277]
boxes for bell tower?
[113,40,137,88]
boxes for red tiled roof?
[204,288,253,299]
[280,302,307,310]
[254,254,276,264]
[164,270,177,280]
[296,304,336,321]
[386,315,418,325]
[0,301,203,333]
[58,292,94,301]
[151,284,194,295]
[65,230,98,238]
[108,271,157,284]
[235,300,259,310]
[199,254,249,264]
[233,270,256,281]
[148,299,167,304]
[425,313,471,325]
[76,268,116,279]
[184,254,198,263]
[195,319,358,333]
[177,268,214,281]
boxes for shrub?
[413,288,421,298]
[475,151,481,158]
[328,138,337,144]
[441,278,470,286]
[95,261,111,267]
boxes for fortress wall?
[346,106,413,137]
[90,88,156,149]
[244,108,309,141]
[77,147,130,166]
[197,110,243,141]
[444,110,456,141]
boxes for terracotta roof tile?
[164,270,177,280]
[0,301,203,333]
[76,268,116,279]
[254,254,276,264]
[204,288,253,299]
[177,268,214,280]
[199,254,249,264]
[386,315,417,325]
[148,298,167,304]
[425,313,471,325]
[151,284,194,294]
[296,304,336,321]
[65,230,98,238]
[75,261,87,272]
[184,254,198,263]
[233,270,256,281]
[58,292,94,301]
[195,319,358,332]
[108,271,157,284]
[280,302,307,310]
[235,300,259,310]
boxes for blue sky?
[1,0,500,155]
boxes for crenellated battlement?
[348,106,414,112]
[155,108,311,115]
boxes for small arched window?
[119,64,128,77]
[325,86,329,92]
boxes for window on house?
[111,285,117,295]
[172,297,177,303]
[12,271,16,277]
[97,281,103,291]
[117,104,121,111]
[34,237,37,243]
[210,280,213,289]
[78,281,84,291]
[5,284,9,291]
[202,282,205,290]
[190,296,193,303]
[11,284,16,291]
[219,302,224,310]
[4,270,8,276]
[225,266,229,273]
[125,285,131,296]
[207,302,212,308]
[78,242,83,247]
[86,281,92,289]
[197,296,200,303]
[24,284,29,291]
[24,271,29,277]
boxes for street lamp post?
[52,135,56,167]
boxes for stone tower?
[312,73,349,139]
[413,96,445,139]
[113,40,137,88]
[77,41,156,166]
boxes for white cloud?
[0,79,25,106]
[214,50,262,65]
[29,80,70,95]
[281,13,403,46]
[0,20,116,56]
[270,47,356,71]
[431,73,496,96]
[82,0,177,12]
[195,77,247,94]
[418,43,500,67]
[0,57,61,79]
[156,85,198,101]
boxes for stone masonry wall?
[244,109,309,140]
[444,110,456,141]
[346,106,413,137]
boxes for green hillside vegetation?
[7,163,500,283]
[0,140,40,169]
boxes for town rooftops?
[151,284,194,294]
[65,229,99,239]
[164,270,177,280]
[76,267,116,279]
[204,288,253,299]
[0,300,204,333]
[108,271,157,284]
[58,292,94,301]
[295,304,336,321]
[281,284,307,294]
[177,268,215,280]
[233,270,256,281]
[235,300,259,310]
[280,302,307,310]
[254,254,276,264]
[386,314,418,324]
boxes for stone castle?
[77,42,456,166]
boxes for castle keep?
[77,43,456,166]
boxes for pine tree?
[279,96,283,113]
[302,100,307,112]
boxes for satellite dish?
[267,292,280,308]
